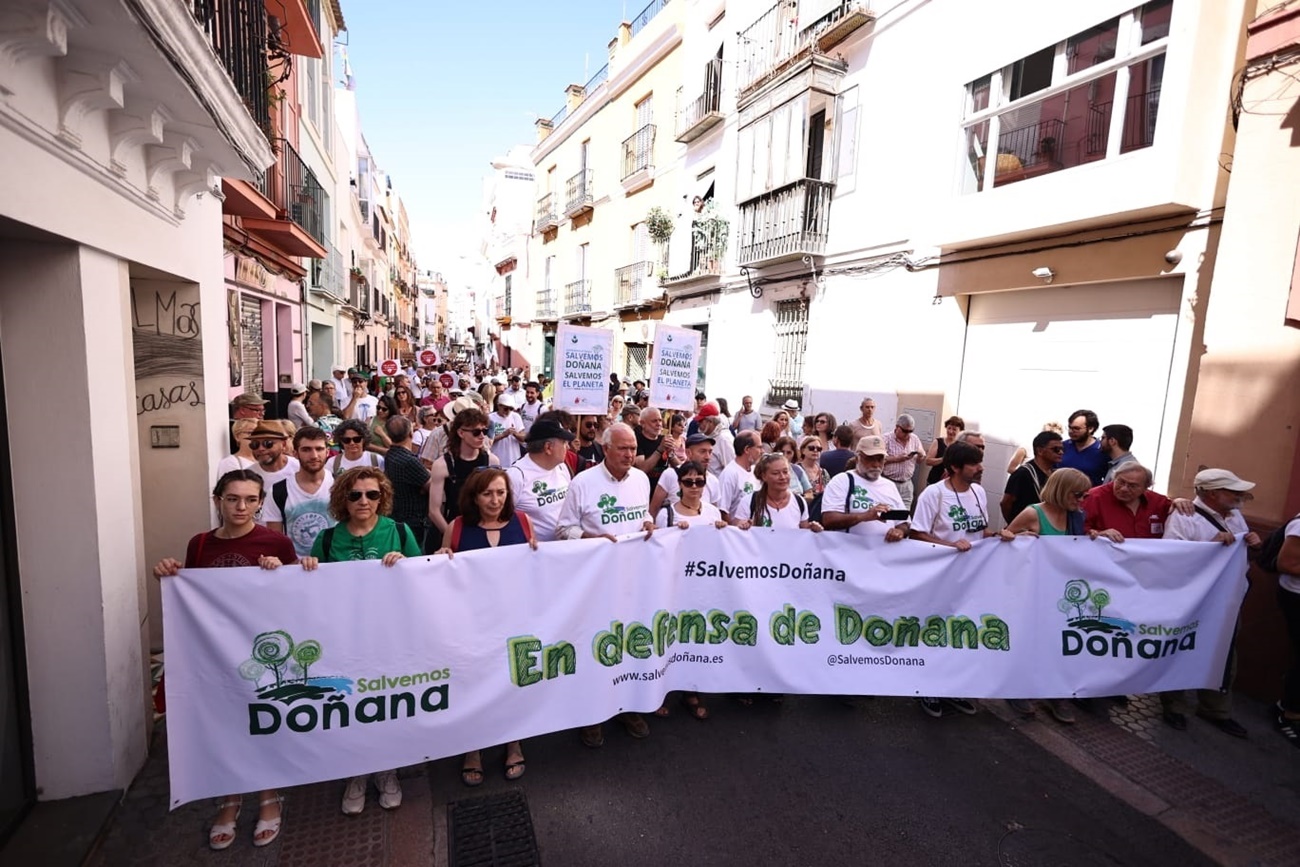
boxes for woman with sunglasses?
[652,461,725,719]
[330,419,384,476]
[300,468,422,814]
[427,403,500,554]
[153,470,296,849]
[796,435,830,502]
[812,412,837,451]
[393,385,420,427]
[434,468,536,785]
[773,436,809,494]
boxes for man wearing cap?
[883,413,924,509]
[330,366,350,403]
[696,404,734,474]
[821,436,909,541]
[650,433,719,517]
[247,422,299,519]
[488,392,526,466]
[507,417,573,542]
[231,392,267,420]
[1158,468,1262,738]
[686,392,708,437]
[286,383,312,429]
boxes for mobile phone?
[882,509,911,521]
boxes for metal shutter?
[239,295,263,395]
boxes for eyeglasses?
[1047,446,1065,453]
[249,439,283,450]
[339,436,364,444]
[376,405,390,413]
[804,446,823,452]
[220,495,261,507]
[680,478,707,488]
[346,489,381,502]
[466,428,489,436]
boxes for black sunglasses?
[339,436,364,444]
[680,478,707,488]
[466,428,489,436]
[347,490,381,502]
[249,439,283,449]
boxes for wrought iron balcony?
[629,0,670,38]
[737,1,868,100]
[535,193,559,233]
[615,261,659,308]
[248,138,326,256]
[664,232,726,286]
[564,279,592,317]
[535,289,558,320]
[736,178,833,267]
[311,241,345,298]
[675,58,723,143]
[188,0,271,136]
[564,170,594,218]
[621,125,656,186]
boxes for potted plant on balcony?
[646,206,674,281]
[691,200,729,272]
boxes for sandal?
[208,799,241,851]
[681,694,709,720]
[252,795,283,848]
[461,751,484,787]
[504,742,525,781]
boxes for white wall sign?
[648,324,702,411]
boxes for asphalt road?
[427,695,1215,867]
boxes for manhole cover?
[448,790,541,867]
[1000,828,1119,867]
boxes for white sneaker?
[375,770,402,810]
[341,775,367,815]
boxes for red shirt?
[184,524,297,568]
[1083,482,1172,539]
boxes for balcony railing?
[1087,87,1161,156]
[621,125,655,182]
[585,64,609,92]
[255,139,326,245]
[737,178,833,266]
[188,0,271,136]
[676,58,723,142]
[564,170,594,217]
[629,0,670,38]
[615,261,659,307]
[564,279,592,316]
[737,1,868,98]
[535,289,558,320]
[664,232,726,285]
[312,241,345,297]
[535,193,558,233]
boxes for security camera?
[1164,250,1182,266]
[1031,267,1054,283]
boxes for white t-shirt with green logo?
[822,472,905,539]
[911,480,991,543]
[733,493,805,529]
[261,473,337,557]
[507,454,570,542]
[556,463,651,537]
[717,460,758,518]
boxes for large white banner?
[551,323,612,413]
[647,324,701,411]
[163,532,1246,807]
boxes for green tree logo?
[1058,580,1130,634]
[240,630,348,704]
[251,630,294,690]
[533,480,547,495]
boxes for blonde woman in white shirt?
[732,453,823,532]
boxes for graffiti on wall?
[132,284,205,415]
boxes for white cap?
[1193,468,1255,493]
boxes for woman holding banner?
[153,469,297,850]
[653,460,727,720]
[732,453,824,532]
[300,467,423,815]
[436,468,537,784]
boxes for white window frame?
[960,2,1170,193]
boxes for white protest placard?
[163,532,1246,807]
[379,359,400,378]
[418,348,439,368]
[551,323,612,413]
[648,324,701,411]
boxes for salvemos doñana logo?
[1059,579,1198,659]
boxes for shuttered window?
[625,343,649,382]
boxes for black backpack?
[1257,514,1300,573]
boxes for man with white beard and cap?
[1158,467,1262,738]
[820,435,909,541]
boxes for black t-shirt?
[385,445,431,529]
[820,447,853,478]
[636,430,667,487]
[1004,462,1050,520]
[575,442,605,474]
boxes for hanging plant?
[645,206,674,245]
[691,199,730,259]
